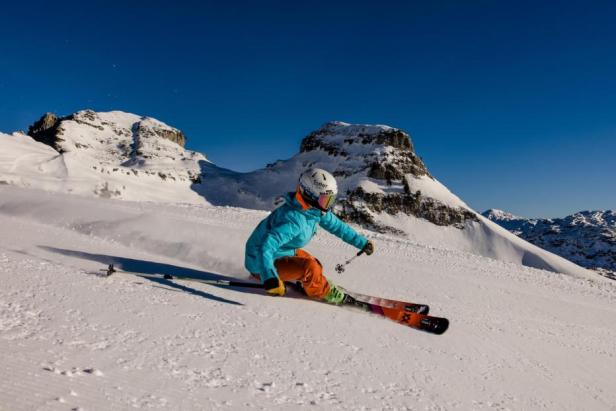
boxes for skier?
[244,168,374,304]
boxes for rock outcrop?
[338,187,478,234]
[300,121,430,180]
[27,112,63,150]
[27,110,187,154]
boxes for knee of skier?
[304,258,323,278]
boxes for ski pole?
[100,264,265,289]
[335,250,364,274]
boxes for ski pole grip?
[357,250,365,257]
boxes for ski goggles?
[317,192,336,210]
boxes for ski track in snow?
[0,186,615,410]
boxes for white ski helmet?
[298,168,338,211]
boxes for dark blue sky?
[1,0,614,217]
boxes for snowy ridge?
[0,185,615,410]
[484,208,616,278]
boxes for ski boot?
[323,283,356,305]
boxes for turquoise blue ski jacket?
[245,193,368,282]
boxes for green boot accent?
[323,283,347,305]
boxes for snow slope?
[1,186,615,410]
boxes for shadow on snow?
[39,246,264,306]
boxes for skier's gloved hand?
[263,277,286,296]
[362,240,375,256]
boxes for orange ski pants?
[274,249,331,299]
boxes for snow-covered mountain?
[484,208,616,279]
[0,110,596,279]
[1,110,208,203]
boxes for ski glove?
[362,240,375,256]
[264,277,286,296]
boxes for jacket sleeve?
[260,217,303,282]
[319,211,368,250]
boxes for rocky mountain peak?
[301,121,413,151]
[293,121,476,232]
[299,121,430,183]
[27,110,187,154]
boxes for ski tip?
[432,318,449,335]
[419,316,449,335]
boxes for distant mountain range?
[0,110,596,279]
[483,209,616,279]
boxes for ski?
[342,288,429,314]
[100,265,448,334]
[286,282,445,334]
[345,297,449,335]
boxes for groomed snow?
[1,186,615,410]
